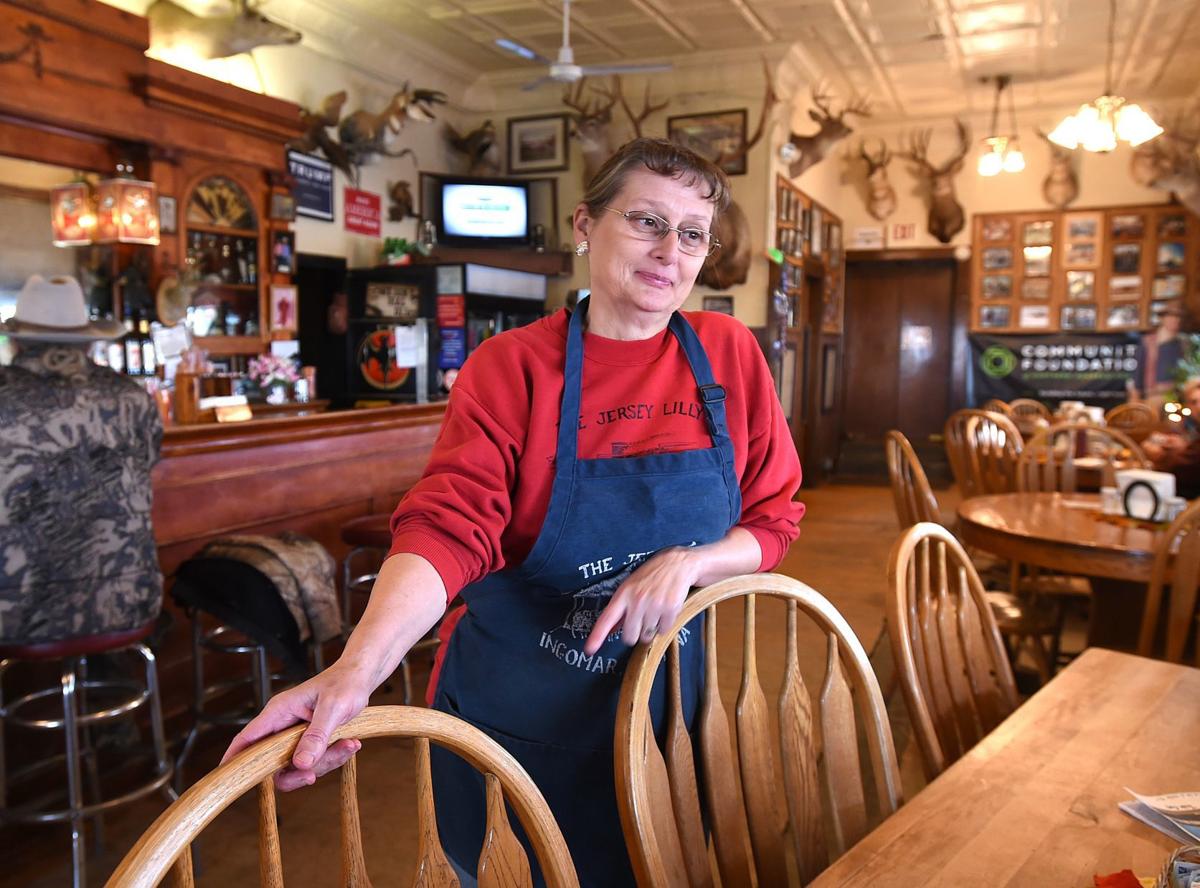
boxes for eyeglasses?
[602,207,720,257]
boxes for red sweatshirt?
[389,307,804,594]
[389,308,804,702]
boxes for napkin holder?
[1114,469,1177,522]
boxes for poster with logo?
[970,333,1140,406]
[287,150,334,221]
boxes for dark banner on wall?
[969,333,1141,405]
[287,150,334,221]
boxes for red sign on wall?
[344,188,382,236]
[437,295,466,327]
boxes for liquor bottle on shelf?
[123,313,143,376]
[139,318,157,377]
[234,240,249,284]
[219,239,235,282]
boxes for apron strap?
[556,298,738,471]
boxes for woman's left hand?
[583,547,701,656]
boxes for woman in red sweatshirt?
[225,138,804,886]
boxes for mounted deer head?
[898,119,970,243]
[782,85,871,178]
[699,59,777,290]
[1035,127,1078,209]
[563,77,668,186]
[147,0,301,60]
[858,138,896,221]
[1130,120,1200,217]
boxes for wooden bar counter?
[151,403,446,730]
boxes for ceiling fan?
[496,0,673,91]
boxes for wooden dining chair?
[887,522,1021,781]
[1139,498,1200,665]
[965,413,1022,495]
[614,574,902,888]
[1008,398,1052,437]
[885,429,941,530]
[1104,402,1158,443]
[1017,421,1148,493]
[105,706,579,888]
[943,409,1023,499]
[982,398,1013,417]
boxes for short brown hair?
[580,137,731,223]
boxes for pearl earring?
[575,240,589,256]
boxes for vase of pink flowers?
[247,354,300,404]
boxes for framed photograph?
[269,192,297,222]
[1158,242,1187,270]
[1151,299,1181,325]
[1021,277,1051,300]
[269,284,298,333]
[1024,220,1054,246]
[982,247,1013,270]
[506,114,570,174]
[829,223,842,258]
[820,342,838,413]
[1066,270,1095,301]
[1112,213,1145,239]
[1109,275,1143,301]
[1061,304,1097,330]
[982,274,1012,299]
[981,217,1013,242]
[810,206,824,254]
[1066,242,1097,267]
[1023,245,1052,277]
[272,230,295,276]
[667,108,749,176]
[158,195,177,234]
[1154,275,1186,299]
[1106,303,1141,328]
[702,295,735,316]
[1159,214,1187,239]
[1113,242,1142,274]
[1019,304,1050,329]
[980,304,1010,328]
[1066,212,1100,241]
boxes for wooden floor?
[4,484,942,886]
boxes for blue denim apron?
[431,298,741,887]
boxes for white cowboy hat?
[1,274,123,341]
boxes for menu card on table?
[1119,789,1200,844]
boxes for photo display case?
[970,204,1199,333]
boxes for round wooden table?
[958,492,1165,647]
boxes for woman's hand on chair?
[221,661,373,791]
[583,547,700,656]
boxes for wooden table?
[811,649,1200,887]
[958,492,1166,647]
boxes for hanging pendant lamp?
[1047,0,1162,152]
[978,75,1025,177]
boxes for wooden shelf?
[192,334,264,355]
[412,247,574,277]
[185,222,259,238]
[776,220,798,230]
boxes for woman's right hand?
[220,661,374,791]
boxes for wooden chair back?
[1008,399,1051,438]
[105,706,579,888]
[615,574,902,888]
[886,523,1019,780]
[965,413,1022,495]
[944,409,1023,498]
[1104,402,1158,442]
[1017,422,1148,493]
[982,398,1012,417]
[885,430,941,530]
[1140,498,1200,664]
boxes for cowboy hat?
[0,275,123,341]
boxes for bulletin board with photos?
[773,174,844,334]
[972,204,1198,334]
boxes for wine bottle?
[139,318,157,377]
[123,313,143,376]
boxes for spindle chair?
[887,523,1021,781]
[982,398,1012,417]
[105,706,579,888]
[965,413,1021,495]
[1008,398,1052,437]
[1104,402,1158,443]
[1017,421,1148,493]
[885,430,941,530]
[1139,498,1200,665]
[614,574,902,888]
[943,409,1023,499]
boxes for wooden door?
[843,259,955,441]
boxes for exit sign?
[891,222,917,245]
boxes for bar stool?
[0,622,175,888]
[340,512,439,704]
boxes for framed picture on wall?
[1158,242,1186,270]
[1066,242,1097,267]
[1112,213,1145,239]
[1061,304,1097,330]
[982,217,1013,242]
[702,295,734,315]
[1107,304,1141,328]
[272,231,295,276]
[980,304,1010,328]
[982,274,1012,299]
[667,108,748,175]
[983,247,1013,270]
[1113,243,1142,274]
[158,195,177,234]
[1110,275,1143,301]
[1021,278,1051,300]
[1066,270,1095,301]
[269,285,298,333]
[1159,214,1187,238]
[1065,212,1100,241]
[1019,305,1050,328]
[1023,245,1052,276]
[1024,220,1054,245]
[506,114,570,174]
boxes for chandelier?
[978,75,1024,177]
[49,163,160,248]
[1047,0,1162,152]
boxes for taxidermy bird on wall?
[446,120,499,175]
[146,0,301,60]
[388,181,416,221]
[289,90,355,182]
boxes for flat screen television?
[436,176,530,247]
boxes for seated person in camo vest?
[0,275,162,642]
